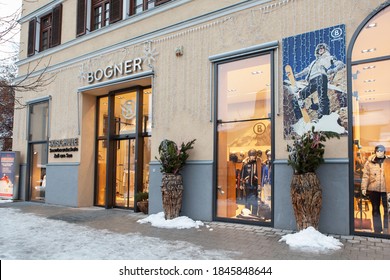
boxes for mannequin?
[229,153,242,203]
[261,150,272,208]
[361,145,389,233]
[240,149,261,215]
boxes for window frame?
[90,0,123,32]
[348,2,390,238]
[212,49,276,226]
[28,4,62,55]
[39,13,52,51]
[91,0,110,31]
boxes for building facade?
[13,0,390,238]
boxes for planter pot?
[161,173,183,220]
[290,172,322,231]
[137,200,149,214]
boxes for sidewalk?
[1,201,390,260]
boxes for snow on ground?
[0,206,232,260]
[278,226,343,252]
[0,200,344,259]
[137,212,205,229]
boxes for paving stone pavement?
[1,201,390,260]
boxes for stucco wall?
[12,0,389,230]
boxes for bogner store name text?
[87,58,143,84]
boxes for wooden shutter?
[109,0,122,24]
[27,19,36,56]
[51,4,62,47]
[76,0,87,36]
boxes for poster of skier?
[282,24,347,138]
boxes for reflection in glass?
[96,140,107,206]
[30,143,47,201]
[98,96,108,137]
[143,88,152,134]
[115,139,135,208]
[142,137,151,193]
[29,102,49,142]
[218,55,271,122]
[114,91,137,135]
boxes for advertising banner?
[0,151,20,199]
[282,24,347,138]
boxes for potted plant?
[287,126,339,230]
[135,191,149,214]
[156,139,196,219]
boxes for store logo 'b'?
[331,27,343,39]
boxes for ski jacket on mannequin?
[361,155,390,193]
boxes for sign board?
[0,151,20,199]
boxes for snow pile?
[137,212,204,229]
[0,199,13,204]
[279,226,343,252]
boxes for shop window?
[215,54,273,224]
[28,101,49,142]
[352,5,390,236]
[28,4,62,56]
[27,100,49,202]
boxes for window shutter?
[51,4,62,47]
[76,0,87,36]
[27,19,36,56]
[109,0,122,24]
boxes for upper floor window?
[91,0,113,31]
[28,4,62,56]
[130,0,151,15]
[40,14,52,51]
[76,0,171,36]
[129,0,170,15]
[77,0,123,36]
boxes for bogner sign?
[87,57,143,84]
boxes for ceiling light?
[363,79,376,83]
[363,65,376,70]
[364,89,375,93]
[366,23,377,28]
[251,71,262,75]
[361,48,376,53]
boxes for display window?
[215,54,273,224]
[352,5,390,236]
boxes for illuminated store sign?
[87,58,143,84]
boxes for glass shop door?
[114,139,136,208]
